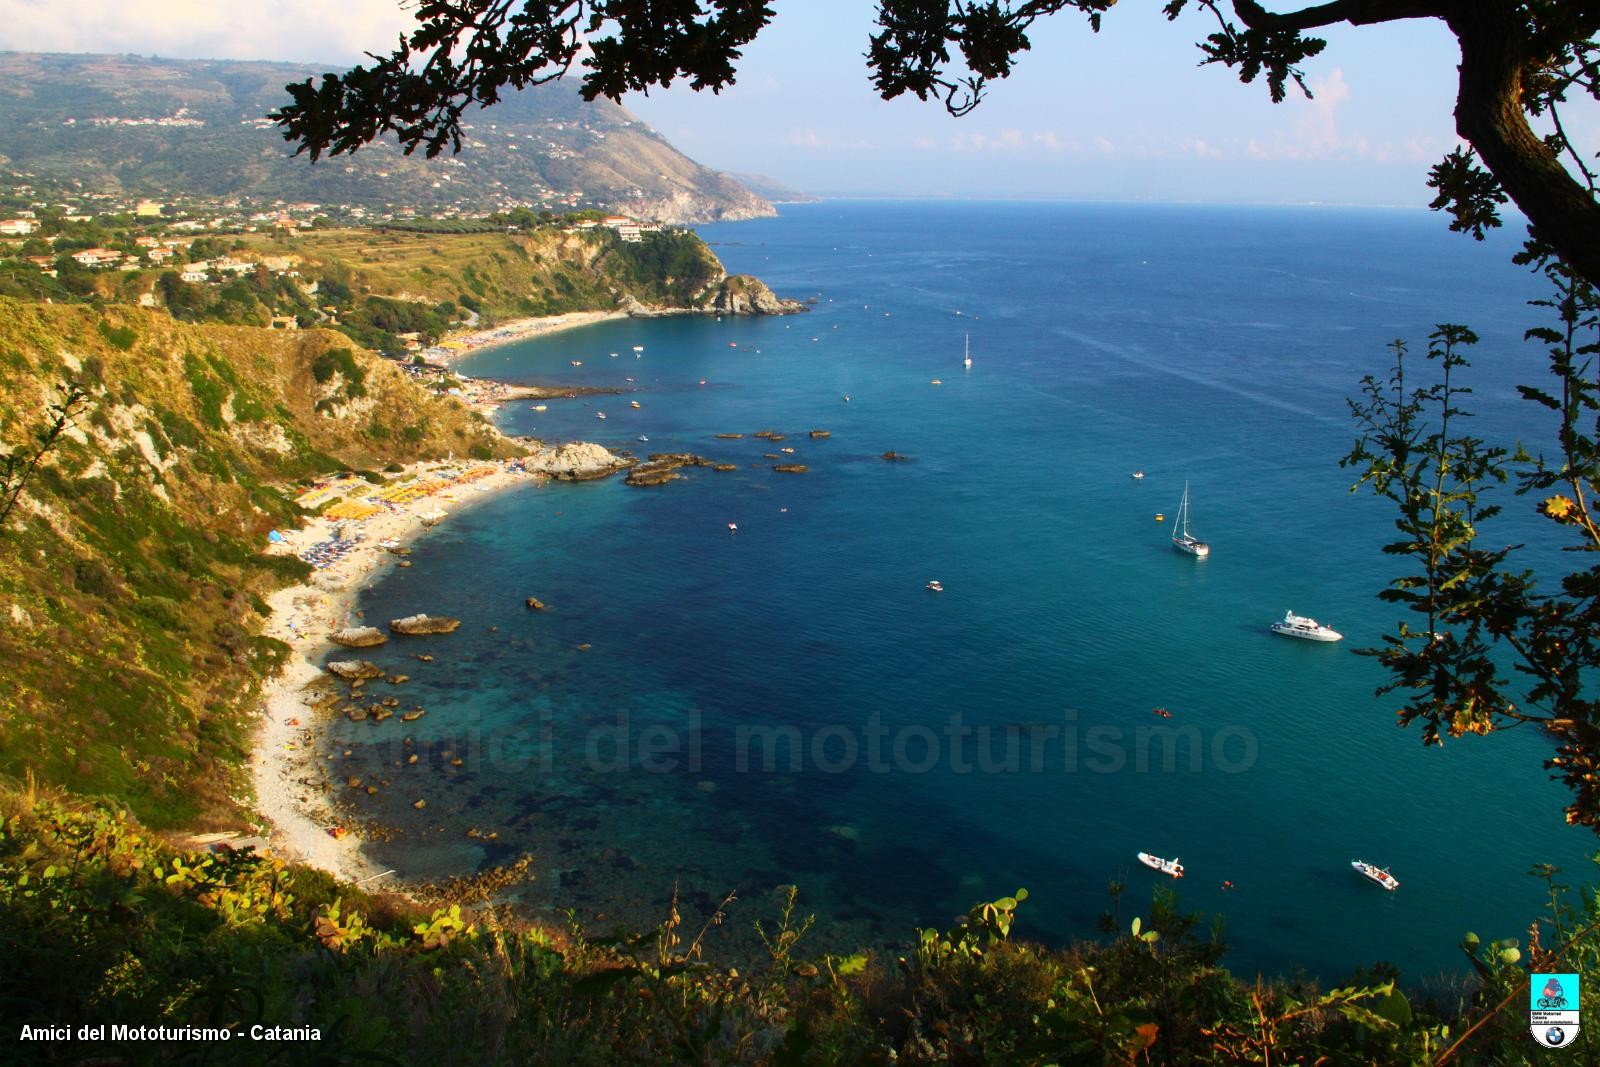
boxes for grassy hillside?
[0,299,516,827]
[230,225,731,333]
[0,52,773,223]
[3,223,738,356]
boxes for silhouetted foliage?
[274,1,1600,290]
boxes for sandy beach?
[428,309,629,363]
[249,459,546,884]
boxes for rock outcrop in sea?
[327,660,386,681]
[329,626,387,648]
[524,442,630,481]
[389,614,462,635]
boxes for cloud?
[0,0,413,65]
[946,129,1069,154]
[1295,67,1352,156]
[786,127,870,150]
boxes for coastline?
[429,309,629,363]
[249,458,547,885]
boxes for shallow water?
[325,201,1594,978]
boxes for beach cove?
[268,201,1595,979]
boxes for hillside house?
[0,219,36,236]
[71,248,119,268]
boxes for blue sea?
[331,201,1594,980]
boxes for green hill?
[0,299,514,827]
[0,51,774,223]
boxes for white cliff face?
[621,184,776,225]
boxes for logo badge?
[1531,972,1580,1048]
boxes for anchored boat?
[1351,860,1399,891]
[1137,853,1184,879]
[1270,611,1343,642]
[1172,482,1209,558]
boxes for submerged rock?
[525,596,548,610]
[881,451,911,462]
[330,626,387,648]
[390,613,462,635]
[809,429,831,439]
[772,464,809,473]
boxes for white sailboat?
[963,333,973,368]
[1172,482,1210,558]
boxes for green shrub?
[96,319,137,351]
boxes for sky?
[0,0,1519,207]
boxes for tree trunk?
[1450,2,1600,287]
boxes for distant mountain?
[0,52,775,223]
[726,172,818,203]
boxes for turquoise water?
[331,201,1593,979]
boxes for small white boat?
[727,523,738,532]
[632,345,645,352]
[1352,860,1399,891]
[926,580,944,592]
[570,360,583,367]
[1172,482,1209,558]
[630,401,641,409]
[1271,611,1343,642]
[781,447,795,454]
[595,412,606,420]
[1132,470,1144,481]
[842,395,851,402]
[610,352,619,358]
[963,333,973,369]
[637,435,649,442]
[930,379,943,386]
[532,404,547,412]
[1137,853,1184,879]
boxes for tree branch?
[1449,4,1600,304]
[1231,0,1448,32]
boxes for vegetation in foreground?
[4,785,1594,1066]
